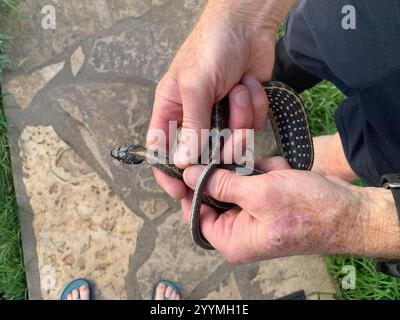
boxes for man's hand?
[181,159,400,263]
[147,0,296,199]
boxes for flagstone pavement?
[1,0,336,299]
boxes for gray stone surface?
[2,0,337,300]
[19,125,143,299]
[137,212,225,299]
[252,256,336,300]
[4,62,65,110]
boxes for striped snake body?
[111,81,314,250]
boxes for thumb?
[174,76,214,168]
[183,165,252,207]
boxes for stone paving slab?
[2,0,337,299]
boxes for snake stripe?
[111,81,314,251]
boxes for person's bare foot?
[154,282,182,300]
[66,285,90,300]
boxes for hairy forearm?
[336,186,400,259]
[312,135,400,258]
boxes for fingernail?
[184,166,203,188]
[243,75,261,91]
[234,90,250,108]
[174,128,201,167]
[175,143,191,165]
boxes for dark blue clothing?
[284,0,400,186]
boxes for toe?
[155,282,166,300]
[71,288,80,300]
[67,293,73,300]
[169,287,181,300]
[79,285,90,300]
[164,285,173,299]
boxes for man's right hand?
[147,0,296,199]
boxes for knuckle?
[178,69,200,90]
[181,117,202,132]
[179,68,215,97]
[212,170,233,201]
[155,74,171,95]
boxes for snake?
[111,81,314,250]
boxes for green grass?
[301,82,343,136]
[301,81,400,300]
[0,95,26,300]
[327,256,400,299]
[0,0,27,300]
[0,0,14,82]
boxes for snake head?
[110,145,147,165]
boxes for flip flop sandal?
[61,279,94,300]
[151,279,182,300]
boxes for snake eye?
[111,146,129,161]
[111,148,120,158]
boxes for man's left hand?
[181,158,400,263]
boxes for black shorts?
[284,0,400,186]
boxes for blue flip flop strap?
[61,279,93,300]
[152,279,182,300]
